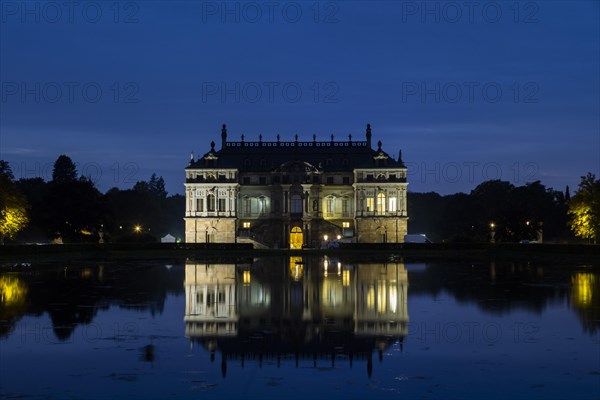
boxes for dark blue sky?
[1,1,598,195]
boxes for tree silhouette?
[52,155,77,183]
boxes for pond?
[0,256,598,399]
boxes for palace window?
[377,193,386,215]
[218,198,226,212]
[244,198,251,215]
[388,197,397,212]
[207,194,216,212]
[342,199,349,216]
[342,222,350,228]
[326,197,334,215]
[366,197,374,212]
[291,195,302,214]
[196,198,204,212]
[258,197,267,215]
[243,222,251,229]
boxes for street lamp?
[134,225,142,233]
[489,222,496,243]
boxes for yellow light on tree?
[0,275,28,306]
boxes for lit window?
[243,222,251,229]
[377,193,386,215]
[388,197,397,212]
[326,198,334,214]
[366,197,374,212]
[342,222,350,228]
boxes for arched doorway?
[290,226,303,249]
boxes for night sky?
[1,1,598,195]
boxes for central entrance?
[289,226,303,249]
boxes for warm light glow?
[342,222,350,228]
[336,235,341,240]
[0,205,29,241]
[323,235,328,241]
[389,286,398,313]
[0,275,28,306]
[337,261,341,275]
[526,220,530,226]
[367,285,375,310]
[490,223,495,229]
[289,256,304,281]
[243,270,251,286]
[342,269,350,287]
[243,222,251,229]
[134,225,142,233]
[290,226,303,249]
[572,272,595,307]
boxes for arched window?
[377,193,386,215]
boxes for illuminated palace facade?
[184,124,408,247]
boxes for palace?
[184,124,408,248]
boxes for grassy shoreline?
[1,242,599,264]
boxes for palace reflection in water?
[184,257,408,377]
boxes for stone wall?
[185,218,236,243]
[355,217,408,243]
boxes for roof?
[186,125,405,172]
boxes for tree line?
[1,155,599,244]
[0,155,184,244]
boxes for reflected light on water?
[289,256,303,281]
[0,275,28,306]
[572,272,595,307]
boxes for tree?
[568,173,600,243]
[52,155,77,183]
[0,161,29,244]
[149,174,167,198]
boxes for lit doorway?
[290,226,303,249]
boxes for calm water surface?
[0,257,598,399]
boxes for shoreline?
[1,243,599,264]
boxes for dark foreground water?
[0,257,598,399]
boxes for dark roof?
[187,130,405,172]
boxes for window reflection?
[184,258,408,376]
